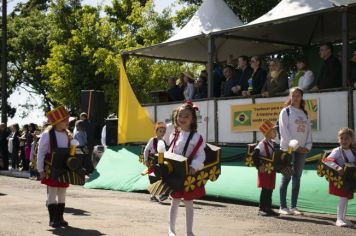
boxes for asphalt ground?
[0,175,356,236]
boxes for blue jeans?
[279,152,306,209]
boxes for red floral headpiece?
[185,100,199,112]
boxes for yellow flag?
[118,63,155,143]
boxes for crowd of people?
[166,44,356,102]
[0,112,93,176]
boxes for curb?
[0,170,30,179]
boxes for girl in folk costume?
[252,120,280,216]
[168,102,205,236]
[325,128,355,227]
[37,106,71,228]
[143,121,167,202]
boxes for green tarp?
[85,146,356,216]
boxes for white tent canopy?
[220,0,356,47]
[124,0,356,63]
[166,0,243,42]
[124,0,290,62]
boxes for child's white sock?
[169,198,180,236]
[337,197,348,221]
[185,200,195,236]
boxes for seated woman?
[261,59,288,97]
[292,57,315,92]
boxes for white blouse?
[329,147,356,166]
[255,138,274,156]
[169,130,205,171]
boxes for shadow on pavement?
[0,193,7,196]
[49,226,105,236]
[278,214,336,226]
[64,207,91,216]
[194,200,227,208]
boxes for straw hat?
[47,106,70,126]
[183,71,194,80]
[259,120,276,136]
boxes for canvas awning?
[218,0,356,47]
[124,0,356,63]
[122,0,289,63]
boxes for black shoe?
[49,220,61,228]
[258,210,268,216]
[57,203,69,227]
[266,208,280,216]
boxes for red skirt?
[257,171,276,190]
[171,186,205,201]
[41,178,69,188]
[329,182,353,199]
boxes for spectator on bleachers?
[193,77,207,99]
[349,50,356,89]
[292,57,315,92]
[261,59,288,97]
[167,77,184,101]
[222,65,239,97]
[242,56,267,96]
[232,56,253,96]
[212,63,224,97]
[314,43,342,90]
[183,71,195,100]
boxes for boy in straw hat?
[252,120,280,216]
[37,106,71,228]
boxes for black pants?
[259,188,273,210]
[11,151,19,169]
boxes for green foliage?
[179,0,281,23]
[5,0,289,121]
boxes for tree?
[1,0,52,118]
[178,0,281,23]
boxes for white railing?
[144,90,353,144]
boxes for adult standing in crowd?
[261,59,288,97]
[349,50,356,88]
[212,63,224,97]
[242,56,267,96]
[293,57,315,92]
[9,124,21,170]
[222,65,238,97]
[183,72,195,101]
[167,77,184,102]
[231,56,253,96]
[0,123,10,170]
[24,123,37,171]
[278,87,312,216]
[315,43,342,90]
[193,70,208,99]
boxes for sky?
[5,0,178,126]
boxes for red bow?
[185,100,199,111]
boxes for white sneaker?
[279,208,291,215]
[336,219,348,227]
[290,207,303,215]
[168,231,176,236]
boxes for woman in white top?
[293,57,315,91]
[278,87,312,216]
[183,71,195,101]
